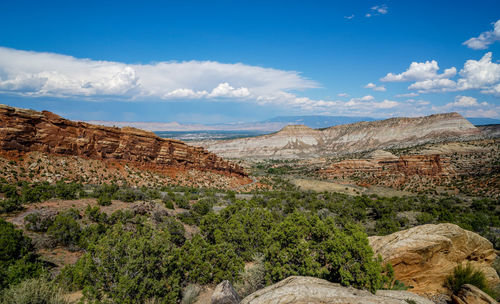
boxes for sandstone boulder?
[240,276,433,304]
[369,223,499,295]
[211,280,241,304]
[451,284,498,304]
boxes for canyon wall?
[0,104,246,177]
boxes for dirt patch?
[292,178,413,197]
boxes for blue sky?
[0,0,499,123]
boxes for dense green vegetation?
[0,177,499,302]
[0,218,47,290]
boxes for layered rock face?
[321,152,452,179]
[240,276,434,304]
[0,104,246,177]
[369,224,500,295]
[198,113,480,159]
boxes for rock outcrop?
[451,284,498,304]
[369,224,500,295]
[0,104,246,177]
[211,281,241,304]
[197,113,480,159]
[240,276,434,304]
[321,154,452,178]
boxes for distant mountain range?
[87,115,500,132]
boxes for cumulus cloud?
[337,92,350,97]
[457,52,500,92]
[364,82,386,91]
[463,19,500,50]
[381,60,456,82]
[382,52,500,95]
[430,95,498,118]
[0,47,317,102]
[448,96,481,107]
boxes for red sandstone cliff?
[0,104,246,177]
[320,154,452,179]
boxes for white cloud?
[344,15,354,20]
[0,46,317,102]
[457,52,500,91]
[381,60,457,82]
[395,92,419,97]
[366,5,388,17]
[364,82,386,91]
[463,19,500,50]
[337,92,350,97]
[429,95,499,118]
[383,52,500,95]
[408,78,456,91]
[207,82,250,98]
[374,99,399,108]
[371,5,388,14]
[449,96,480,107]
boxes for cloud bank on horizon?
[0,17,499,119]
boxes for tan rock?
[451,284,498,304]
[369,224,499,295]
[241,276,434,304]
[211,280,241,304]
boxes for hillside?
[0,104,251,188]
[197,113,481,159]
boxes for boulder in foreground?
[240,276,433,304]
[369,223,499,295]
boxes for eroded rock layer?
[198,113,480,159]
[369,223,500,295]
[0,104,246,177]
[321,154,452,178]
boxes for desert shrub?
[68,224,181,303]
[163,218,186,246]
[25,210,56,232]
[179,234,244,285]
[85,205,107,223]
[0,184,18,198]
[163,196,174,209]
[445,264,489,295]
[192,198,213,216]
[181,284,201,304]
[0,218,46,290]
[54,181,81,200]
[200,203,274,260]
[47,211,82,247]
[236,253,266,297]
[175,195,190,209]
[264,213,383,293]
[97,193,112,206]
[114,187,144,202]
[416,212,434,225]
[0,197,23,213]
[177,211,197,225]
[1,277,68,304]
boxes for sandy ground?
[292,178,413,197]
